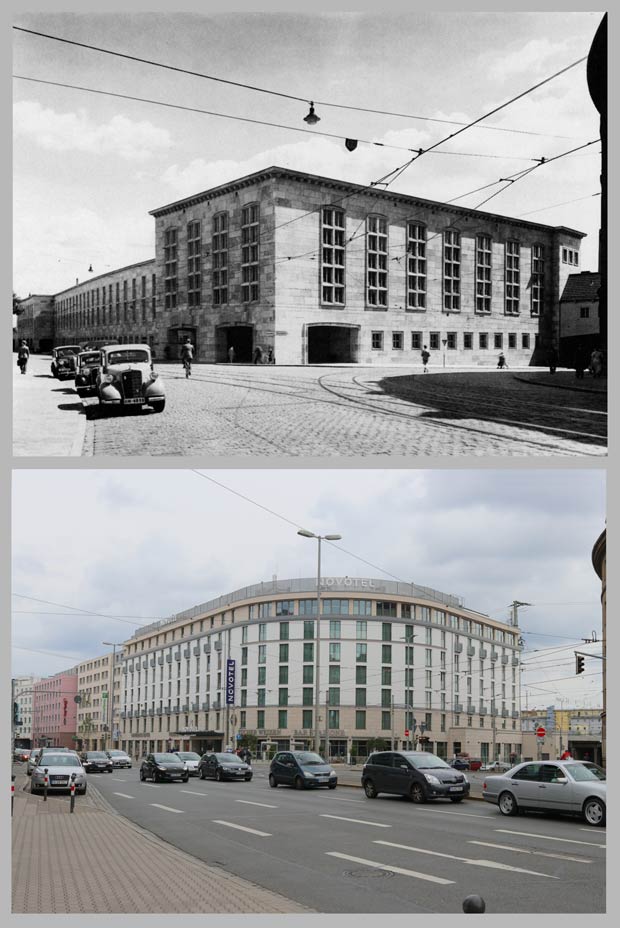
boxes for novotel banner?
[320,577,382,590]
[226,659,236,705]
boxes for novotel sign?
[226,659,236,706]
[319,578,382,590]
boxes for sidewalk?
[11,768,312,914]
[13,353,86,456]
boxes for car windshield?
[107,349,149,365]
[110,751,129,757]
[152,753,181,763]
[403,753,451,770]
[215,754,242,763]
[567,763,606,782]
[80,353,100,365]
[176,753,200,760]
[37,754,80,767]
[86,753,108,760]
[57,347,80,357]
[293,752,326,765]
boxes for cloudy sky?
[11,468,605,710]
[12,9,603,298]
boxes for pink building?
[32,670,78,748]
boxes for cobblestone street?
[14,355,607,457]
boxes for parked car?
[269,751,337,790]
[468,758,483,771]
[362,750,470,803]
[26,749,42,775]
[96,344,165,413]
[30,751,87,795]
[481,760,513,772]
[75,350,102,397]
[80,751,113,773]
[198,752,253,782]
[13,748,31,763]
[482,759,606,826]
[140,752,189,783]
[172,751,201,776]
[450,757,471,770]
[106,750,132,769]
[51,345,82,380]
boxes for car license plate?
[449,786,463,792]
[50,777,68,784]
[124,397,144,405]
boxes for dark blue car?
[269,750,337,790]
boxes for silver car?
[30,751,87,795]
[172,751,201,776]
[26,748,42,775]
[107,750,132,769]
[482,759,606,826]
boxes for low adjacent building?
[559,270,602,365]
[14,294,55,353]
[76,650,125,753]
[32,669,78,749]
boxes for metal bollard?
[69,773,76,813]
[43,768,49,802]
[11,775,15,817]
[462,895,486,913]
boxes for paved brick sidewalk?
[11,769,311,914]
[13,353,85,456]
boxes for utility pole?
[391,696,395,750]
[324,690,329,761]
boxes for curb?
[511,374,606,394]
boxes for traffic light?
[575,654,585,675]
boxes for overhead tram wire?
[12,25,587,141]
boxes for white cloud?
[13,101,173,162]
[487,37,574,82]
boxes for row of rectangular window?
[373,331,534,351]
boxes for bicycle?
[183,356,192,378]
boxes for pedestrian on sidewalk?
[228,345,235,363]
[17,340,30,374]
[253,345,263,365]
[574,343,588,379]
[497,352,507,369]
[267,348,275,364]
[420,345,430,373]
[547,346,558,374]
[590,347,604,378]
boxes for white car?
[30,751,87,795]
[106,750,132,769]
[481,760,513,772]
[96,344,165,413]
[173,751,201,776]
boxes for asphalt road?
[86,766,605,914]
[12,355,607,457]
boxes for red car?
[468,758,483,771]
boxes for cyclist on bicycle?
[180,338,194,377]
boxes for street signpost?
[536,726,546,738]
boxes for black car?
[362,751,470,803]
[198,752,253,782]
[51,345,82,380]
[80,751,113,773]
[450,757,471,771]
[269,751,337,790]
[140,752,189,783]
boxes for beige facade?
[76,650,124,752]
[118,577,523,763]
[14,295,55,352]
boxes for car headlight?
[157,765,167,771]
[149,372,159,381]
[303,771,315,777]
[424,774,441,786]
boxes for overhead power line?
[13,25,587,141]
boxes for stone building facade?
[43,166,585,367]
[118,576,523,763]
[13,674,41,747]
[32,669,78,749]
[14,294,55,353]
[75,650,125,753]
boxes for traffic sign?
[536,726,546,738]
[404,729,409,737]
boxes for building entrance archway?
[217,325,254,363]
[307,324,359,363]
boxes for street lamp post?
[102,642,123,752]
[297,529,342,755]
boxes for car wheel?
[245,775,252,781]
[216,769,223,782]
[139,769,146,781]
[79,786,87,795]
[328,783,337,790]
[364,779,378,799]
[449,797,464,803]
[153,771,159,783]
[268,774,278,788]
[182,775,189,783]
[294,776,306,791]
[151,399,166,413]
[410,783,427,804]
[30,783,39,794]
[498,791,519,816]
[583,797,606,826]
[199,769,206,780]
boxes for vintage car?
[50,345,82,380]
[96,344,165,413]
[75,350,102,398]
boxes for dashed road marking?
[112,792,134,799]
[469,840,592,864]
[150,803,184,813]
[496,829,605,848]
[235,800,278,808]
[374,840,558,878]
[212,820,271,837]
[179,790,209,796]
[326,851,454,885]
[320,814,391,828]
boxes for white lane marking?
[374,840,557,879]
[150,803,185,813]
[212,820,271,837]
[141,783,161,788]
[112,792,134,799]
[469,841,592,864]
[497,829,606,848]
[235,799,278,809]
[580,827,606,834]
[111,778,127,782]
[327,797,364,803]
[320,814,391,828]
[179,790,209,797]
[326,851,454,885]
[413,807,493,820]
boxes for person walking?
[497,351,507,369]
[243,747,252,765]
[253,345,263,365]
[180,337,194,377]
[420,345,430,373]
[574,343,588,379]
[547,346,558,374]
[228,345,235,363]
[590,347,604,378]
[17,339,30,374]
[267,347,275,364]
